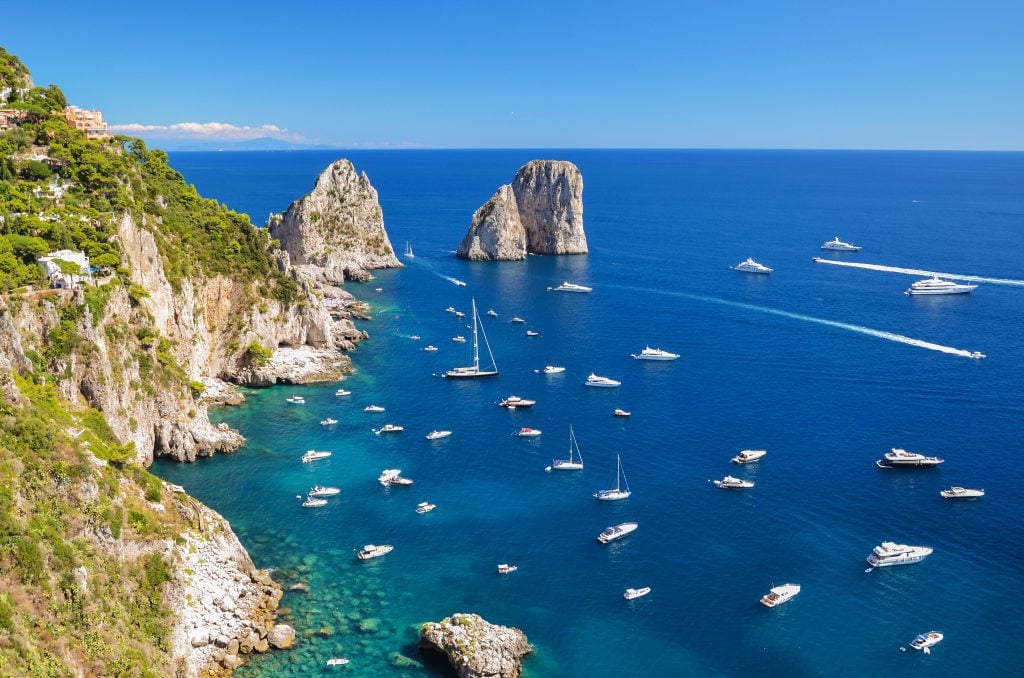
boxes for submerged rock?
[420,613,532,678]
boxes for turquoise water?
[155,150,1024,676]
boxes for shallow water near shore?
[154,149,1024,676]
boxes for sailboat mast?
[471,298,480,369]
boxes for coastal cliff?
[268,159,402,282]
[457,160,586,260]
[420,613,532,678]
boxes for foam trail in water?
[606,284,985,360]
[813,258,1024,287]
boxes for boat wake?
[813,258,1024,287]
[441,274,467,287]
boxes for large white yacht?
[732,449,767,464]
[940,486,984,499]
[905,277,977,296]
[821,236,861,251]
[301,450,332,463]
[308,486,340,497]
[547,281,592,293]
[357,544,393,560]
[597,522,638,544]
[876,448,944,468]
[426,430,452,441]
[500,395,536,409]
[713,475,754,489]
[378,469,402,486]
[910,631,944,653]
[733,257,773,274]
[543,365,565,374]
[760,583,801,607]
[585,373,621,388]
[866,541,933,567]
[631,347,680,361]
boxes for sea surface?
[154,150,1024,677]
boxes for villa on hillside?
[38,249,91,289]
[63,105,111,140]
[0,108,29,130]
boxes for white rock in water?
[420,613,532,678]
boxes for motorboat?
[416,501,436,514]
[308,486,340,497]
[631,347,680,361]
[517,427,542,437]
[624,587,651,600]
[452,279,467,287]
[301,450,332,463]
[487,309,498,317]
[374,424,404,435]
[510,317,525,324]
[905,277,977,296]
[390,476,413,486]
[320,418,338,426]
[866,541,933,567]
[326,657,349,667]
[597,522,638,544]
[357,544,393,560]
[364,405,386,413]
[713,475,754,489]
[378,469,401,486]
[452,336,466,343]
[940,486,984,499]
[500,395,536,409]
[543,365,565,374]
[585,373,621,388]
[821,236,861,251]
[733,257,773,274]
[594,455,631,500]
[526,330,540,337]
[423,345,438,352]
[301,496,327,508]
[335,389,351,396]
[426,430,452,440]
[286,395,305,404]
[547,281,593,293]
[614,408,631,417]
[446,307,456,313]
[732,449,767,464]
[910,631,944,653]
[970,351,986,359]
[409,335,420,340]
[497,564,518,574]
[455,311,465,318]
[443,299,499,379]
[760,583,800,607]
[876,448,944,468]
[551,425,584,470]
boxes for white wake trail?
[813,258,1024,287]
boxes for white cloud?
[108,121,307,142]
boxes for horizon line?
[161,146,1024,154]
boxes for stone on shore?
[268,623,296,649]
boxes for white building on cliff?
[38,249,91,288]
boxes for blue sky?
[3,0,1023,149]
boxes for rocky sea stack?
[419,613,532,678]
[457,160,586,260]
[268,159,402,282]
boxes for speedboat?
[821,236,861,251]
[866,541,933,567]
[624,587,651,600]
[517,427,542,437]
[301,496,327,508]
[301,450,332,463]
[497,563,518,574]
[910,631,944,653]
[733,257,772,274]
[364,405,385,413]
[374,424,404,435]
[500,396,536,409]
[905,277,977,296]
[760,583,800,607]
[597,522,638,544]
[320,418,338,426]
[713,475,753,489]
[357,544,393,560]
[423,345,438,352]
[335,389,351,396]
[378,469,401,486]
[426,430,452,440]
[585,373,621,388]
[614,408,631,417]
[487,309,498,317]
[452,336,466,343]
[940,486,984,499]
[309,486,340,497]
[455,311,465,318]
[452,279,467,287]
[876,448,944,468]
[510,317,525,324]
[390,476,413,486]
[526,330,540,337]
[631,347,680,361]
[445,306,456,313]
[286,395,305,404]
[326,657,349,667]
[594,454,631,500]
[970,351,986,359]
[732,449,767,464]
[543,365,565,374]
[547,281,593,293]
[551,425,584,470]
[416,501,436,514]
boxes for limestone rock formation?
[268,159,401,283]
[457,160,586,260]
[420,613,532,678]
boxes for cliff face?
[456,160,586,260]
[268,159,401,283]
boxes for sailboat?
[551,425,584,470]
[594,454,631,500]
[443,298,499,379]
[404,241,414,259]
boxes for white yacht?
[497,563,518,574]
[391,476,413,486]
[320,418,338,426]
[309,486,341,497]
[547,281,593,293]
[866,541,933,567]
[378,469,402,486]
[594,454,631,500]
[416,501,436,514]
[733,257,772,274]
[586,373,621,388]
[760,583,800,607]
[404,241,414,259]
[614,408,631,417]
[444,299,499,379]
[876,448,944,468]
[500,395,536,409]
[517,427,542,437]
[970,351,986,360]
[423,345,438,352]
[454,311,465,318]
[910,631,944,653]
[357,544,393,560]
[326,657,349,666]
[301,496,327,508]
[543,365,565,374]
[445,306,456,313]
[631,347,680,361]
[374,424,403,435]
[713,475,754,489]
[821,236,861,251]
[364,405,386,413]
[597,522,638,544]
[940,486,984,499]
[286,395,305,404]
[732,449,767,464]
[335,389,351,396]
[486,309,498,317]
[905,277,977,296]
[510,317,525,324]
[624,587,651,600]
[452,336,466,343]
[551,425,584,470]
[301,450,332,463]
[426,430,452,441]
[526,330,540,337]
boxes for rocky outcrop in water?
[268,159,402,282]
[457,160,586,260]
[420,613,532,678]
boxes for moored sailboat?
[551,425,584,470]
[594,454,631,500]
[443,298,499,379]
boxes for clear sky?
[3,0,1023,149]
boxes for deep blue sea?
[154,150,1024,677]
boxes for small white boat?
[551,425,585,470]
[409,335,420,340]
[286,395,305,404]
[309,486,341,497]
[624,587,651,600]
[876,448,944,468]
[760,583,800,607]
[390,476,413,486]
[374,424,404,435]
[970,351,986,360]
[732,449,767,464]
[905,277,976,296]
[378,469,401,486]
[423,345,438,352]
[526,330,540,337]
[585,373,621,388]
[631,347,680,361]
[713,475,753,489]
[452,336,466,343]
[821,236,861,251]
[455,311,465,318]
[543,365,565,374]
[487,309,498,317]
[301,450,332,463]
[500,396,536,409]
[335,389,351,396]
[866,541,933,567]
[326,657,349,667]
[614,408,631,417]
[733,257,773,274]
[364,405,386,413]
[320,418,338,426]
[416,501,436,514]
[426,430,452,441]
[357,544,393,560]
[510,317,525,324]
[547,281,593,293]
[452,279,467,287]
[940,486,984,499]
[497,563,518,574]
[595,455,631,500]
[597,521,638,544]
[301,496,327,508]
[517,427,542,437]
[910,631,944,653]
[446,307,456,313]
